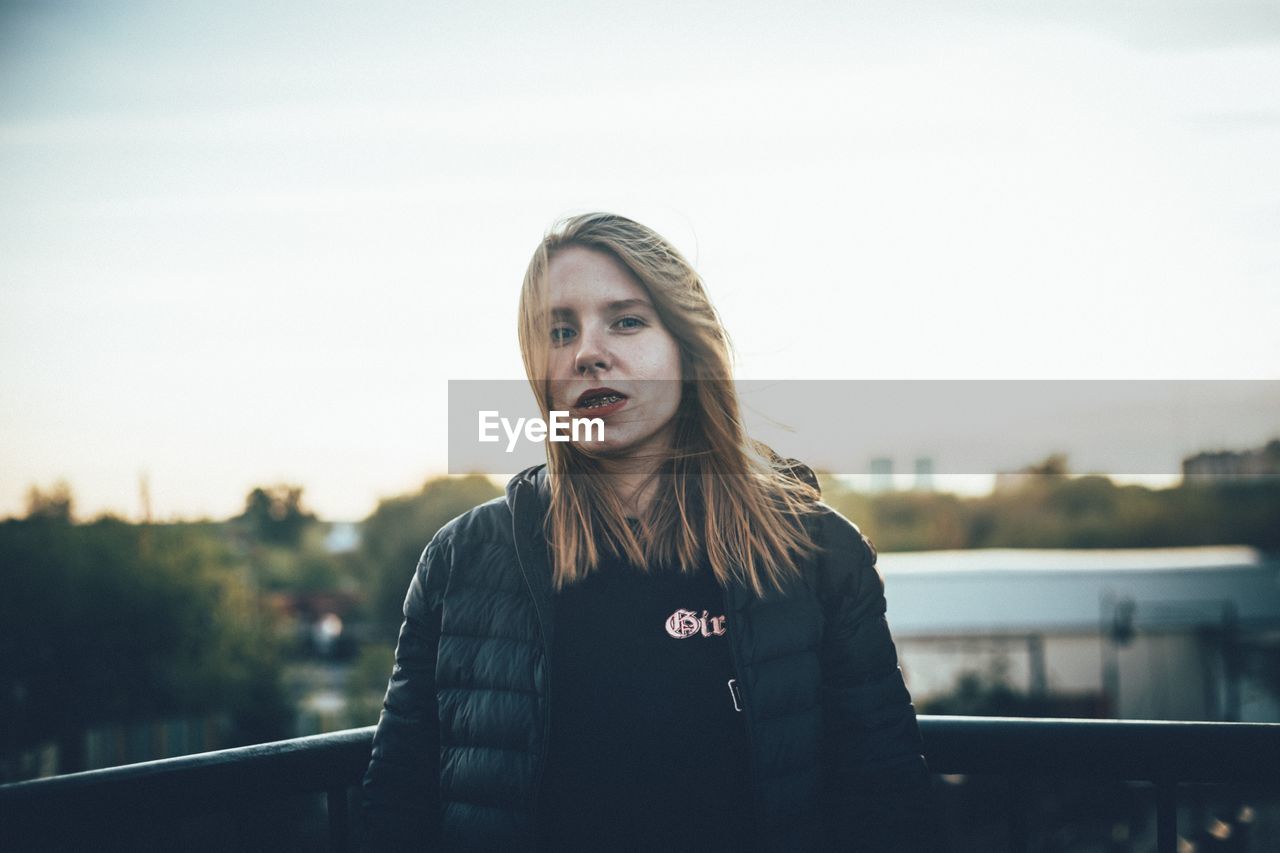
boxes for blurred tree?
[1025,453,1070,477]
[917,657,1054,717]
[359,475,501,640]
[23,480,75,522]
[818,462,1280,552]
[0,516,291,777]
[237,485,316,547]
[345,643,396,728]
[1265,439,1280,468]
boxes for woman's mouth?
[572,389,629,417]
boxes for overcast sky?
[2,1,1278,521]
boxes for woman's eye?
[551,317,642,343]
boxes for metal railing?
[2,716,1278,852]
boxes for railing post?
[1155,778,1177,853]
[328,785,350,852]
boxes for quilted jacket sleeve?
[818,512,941,853]
[360,535,451,852]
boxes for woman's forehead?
[547,247,650,312]
[550,296,653,321]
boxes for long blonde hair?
[517,212,821,596]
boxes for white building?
[880,546,1280,722]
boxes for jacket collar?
[505,463,550,524]
[506,464,555,647]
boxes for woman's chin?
[575,441,627,458]
[570,435,640,459]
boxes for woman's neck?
[598,456,663,517]
[592,419,677,517]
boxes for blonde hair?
[518,212,821,596]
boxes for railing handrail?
[3,716,1277,803]
[0,726,378,804]
[919,715,1280,783]
[3,716,1278,853]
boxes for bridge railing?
[2,716,1278,852]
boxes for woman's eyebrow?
[550,298,653,319]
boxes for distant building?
[869,457,894,493]
[323,521,361,553]
[881,546,1280,722]
[1183,439,1280,483]
[913,457,934,492]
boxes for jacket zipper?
[510,478,552,848]
[723,584,764,831]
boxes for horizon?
[8,466,1251,526]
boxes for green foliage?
[23,480,75,522]
[358,475,502,640]
[918,658,1052,717]
[246,541,350,595]
[919,671,1029,717]
[228,485,361,604]
[871,491,969,551]
[0,510,292,773]
[823,458,1280,553]
[236,484,316,547]
[345,643,396,728]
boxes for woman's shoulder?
[759,455,878,594]
[811,502,876,564]
[407,497,522,597]
[421,495,516,557]
[803,502,880,599]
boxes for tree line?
[3,462,1276,781]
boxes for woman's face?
[545,245,683,460]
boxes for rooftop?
[877,546,1280,636]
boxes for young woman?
[360,213,940,852]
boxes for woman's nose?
[574,329,610,374]
[576,352,609,375]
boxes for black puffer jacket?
[361,462,939,852]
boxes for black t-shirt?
[536,526,755,853]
